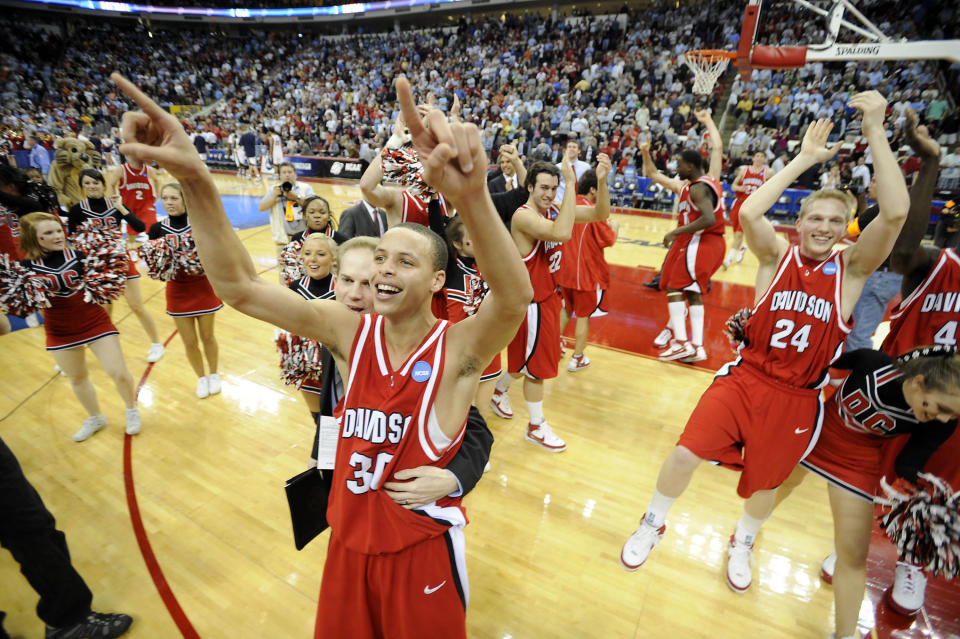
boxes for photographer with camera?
[258,162,315,250]
[0,165,59,259]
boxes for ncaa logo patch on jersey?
[411,361,432,382]
[822,262,838,276]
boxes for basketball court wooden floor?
[2,174,957,638]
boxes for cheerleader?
[148,183,223,399]
[765,348,960,639]
[289,196,346,244]
[442,215,501,411]
[284,233,337,420]
[67,169,165,363]
[19,212,142,442]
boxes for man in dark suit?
[488,150,522,194]
[337,199,387,238]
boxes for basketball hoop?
[682,50,736,95]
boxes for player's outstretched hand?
[693,109,713,125]
[798,118,840,164]
[560,155,575,184]
[904,107,941,159]
[383,466,458,510]
[111,73,205,180]
[450,94,462,123]
[638,141,652,156]
[596,153,611,182]
[849,90,888,137]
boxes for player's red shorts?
[677,360,823,498]
[165,274,223,317]
[799,407,888,502]
[315,529,468,639]
[507,292,561,380]
[659,233,725,294]
[728,196,747,233]
[44,292,119,351]
[126,205,158,236]
[560,286,609,318]
[481,352,501,382]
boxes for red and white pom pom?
[175,232,204,276]
[275,329,323,389]
[71,219,123,256]
[876,474,960,578]
[723,308,752,352]
[381,143,434,203]
[138,237,177,281]
[80,242,128,305]
[279,240,304,287]
[0,254,51,315]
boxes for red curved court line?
[123,330,202,639]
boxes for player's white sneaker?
[736,247,746,263]
[658,340,696,362]
[725,535,755,593]
[820,551,837,584]
[125,407,141,436]
[207,373,222,395]
[525,421,566,452]
[490,388,513,419]
[653,326,673,348]
[74,414,107,442]
[146,343,165,363]
[679,345,707,363]
[620,518,666,571]
[196,376,210,399]
[560,338,567,357]
[567,354,591,372]
[888,562,926,615]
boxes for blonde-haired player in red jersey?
[642,109,725,363]
[107,158,159,241]
[112,72,531,639]
[620,92,909,598]
[488,154,611,453]
[725,152,772,268]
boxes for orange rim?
[685,49,737,62]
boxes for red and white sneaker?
[567,354,591,372]
[490,388,514,419]
[525,421,566,452]
[560,338,567,357]
[653,326,673,348]
[887,562,926,615]
[658,340,696,361]
[820,551,836,584]
[620,518,667,571]
[679,345,707,363]
[725,535,755,593]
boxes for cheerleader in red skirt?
[67,169,165,363]
[283,233,336,422]
[148,183,223,399]
[19,212,142,442]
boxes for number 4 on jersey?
[933,320,958,346]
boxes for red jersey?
[327,314,467,555]
[677,175,726,235]
[401,190,450,227]
[881,248,960,356]
[739,245,851,388]
[515,203,563,301]
[556,194,616,290]
[735,166,768,201]
[117,163,156,214]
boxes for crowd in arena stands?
[1,0,957,196]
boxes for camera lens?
[281,181,293,192]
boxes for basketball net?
[682,50,735,95]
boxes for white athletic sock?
[725,249,736,261]
[527,401,545,425]
[689,304,705,346]
[495,374,514,394]
[735,512,768,546]
[667,301,688,341]
[644,490,676,528]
